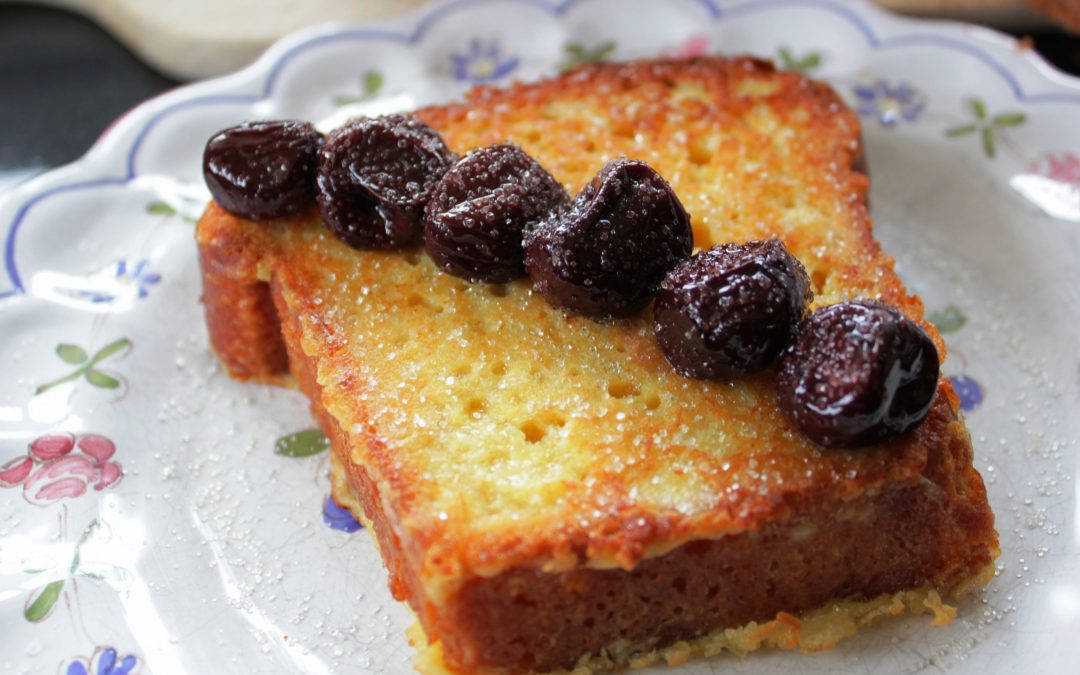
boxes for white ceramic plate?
[2,1,1078,673]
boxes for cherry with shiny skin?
[654,238,812,379]
[424,144,567,283]
[316,114,455,249]
[524,158,693,319]
[776,300,940,448]
[203,120,322,220]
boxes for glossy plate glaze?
[1,1,1078,673]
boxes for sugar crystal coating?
[316,114,455,249]
[524,159,693,319]
[424,144,567,283]
[654,238,812,379]
[776,300,940,448]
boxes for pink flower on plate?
[0,433,122,505]
[1031,152,1080,187]
[664,34,710,59]
[0,457,34,486]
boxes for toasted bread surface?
[196,56,997,672]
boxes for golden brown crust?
[440,405,993,671]
[195,56,996,672]
[196,215,288,381]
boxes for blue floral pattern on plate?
[323,494,363,532]
[80,259,161,303]
[854,80,925,126]
[451,39,519,83]
[949,374,985,412]
[65,647,138,675]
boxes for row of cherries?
[203,115,939,448]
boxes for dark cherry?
[316,114,454,249]
[654,238,812,379]
[776,300,940,448]
[424,144,567,283]
[523,159,693,319]
[202,120,322,220]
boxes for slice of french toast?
[196,56,997,673]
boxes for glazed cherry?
[654,239,812,379]
[316,114,454,249]
[524,159,693,319]
[776,300,940,448]
[424,144,567,283]
[203,120,322,220]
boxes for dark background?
[1,4,1077,189]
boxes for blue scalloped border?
[4,0,1079,300]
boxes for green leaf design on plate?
[797,52,822,71]
[593,43,616,60]
[147,201,178,216]
[560,41,615,72]
[85,369,120,389]
[363,70,384,95]
[778,47,822,72]
[929,305,967,333]
[37,337,132,395]
[946,124,977,137]
[946,100,1025,159]
[70,519,101,574]
[274,428,330,457]
[981,127,996,157]
[564,43,587,58]
[91,337,132,361]
[333,70,386,107]
[36,374,78,395]
[56,343,88,364]
[24,580,64,622]
[779,47,797,69]
[993,112,1026,127]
